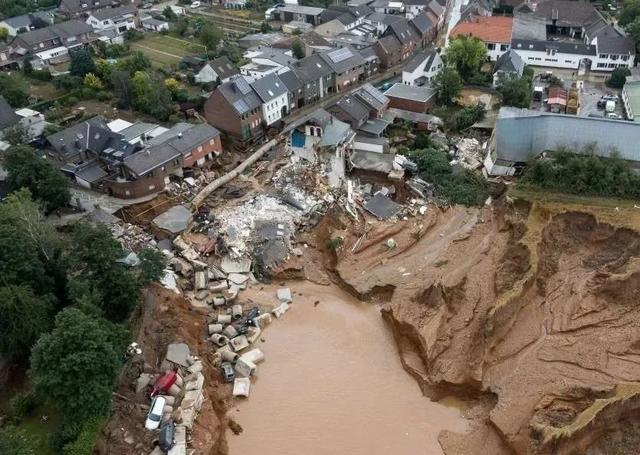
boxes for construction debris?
[152,205,193,234]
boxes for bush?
[326,237,344,251]
[30,69,52,81]
[447,103,486,131]
[49,421,82,452]
[10,390,39,418]
[606,67,630,88]
[62,417,103,455]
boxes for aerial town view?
[2,0,640,453]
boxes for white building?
[402,50,443,85]
[195,56,239,84]
[141,16,169,32]
[250,73,289,126]
[86,5,137,35]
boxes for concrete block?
[135,373,153,393]
[241,348,265,365]
[166,343,190,367]
[232,304,243,320]
[234,358,256,378]
[167,383,182,396]
[223,325,238,339]
[208,323,223,335]
[209,281,230,292]
[277,288,293,303]
[254,313,272,329]
[224,286,239,302]
[272,302,290,318]
[187,361,203,374]
[163,395,176,406]
[217,314,232,324]
[232,378,251,397]
[194,271,207,290]
[245,326,261,345]
[210,334,228,347]
[213,296,226,306]
[221,349,239,363]
[228,273,249,285]
[229,335,249,352]
[182,390,204,411]
[185,372,204,392]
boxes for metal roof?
[384,83,435,102]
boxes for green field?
[129,34,207,66]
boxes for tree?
[5,145,71,211]
[292,38,305,59]
[433,66,463,105]
[111,70,134,109]
[0,426,36,455]
[0,26,8,41]
[199,23,222,51]
[0,73,29,107]
[138,248,167,286]
[30,308,125,421]
[447,103,486,131]
[260,21,271,33]
[164,77,180,93]
[173,18,189,36]
[627,17,640,48]
[69,48,96,77]
[548,75,563,87]
[2,122,29,146]
[606,67,631,88]
[0,285,54,360]
[83,72,103,90]
[132,71,175,121]
[53,74,83,91]
[619,0,640,26]
[499,76,532,108]
[163,5,177,21]
[446,36,487,81]
[121,51,151,74]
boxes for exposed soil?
[319,197,640,455]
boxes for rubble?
[276,288,293,304]
[233,378,251,397]
[152,205,192,235]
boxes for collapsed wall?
[327,198,640,455]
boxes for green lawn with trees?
[0,153,166,453]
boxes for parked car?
[597,99,607,109]
[221,362,235,383]
[158,420,175,451]
[145,395,166,430]
[602,94,619,102]
[151,370,177,397]
[190,1,201,7]
[606,112,621,119]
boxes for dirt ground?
[318,196,640,455]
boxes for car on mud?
[221,362,235,382]
[158,420,175,451]
[145,395,166,430]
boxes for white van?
[145,395,166,430]
[190,1,201,8]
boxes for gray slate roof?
[13,20,92,46]
[354,83,389,111]
[47,116,135,158]
[218,75,262,116]
[330,94,370,124]
[292,53,334,82]
[250,73,288,102]
[388,19,419,45]
[410,12,435,36]
[526,0,600,28]
[494,49,525,75]
[91,4,137,20]
[384,83,435,101]
[494,107,640,163]
[365,12,404,25]
[404,49,437,73]
[208,56,239,80]
[124,144,180,176]
[0,96,20,131]
[587,22,635,55]
[278,69,303,92]
[319,46,365,73]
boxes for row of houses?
[449,0,635,73]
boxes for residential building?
[450,16,513,61]
[459,0,495,22]
[8,20,96,59]
[354,83,390,118]
[364,12,404,36]
[370,0,405,15]
[383,83,435,112]
[141,16,169,32]
[204,75,264,143]
[282,21,313,34]
[319,46,366,92]
[86,5,138,35]
[241,47,296,80]
[272,31,333,57]
[402,49,443,85]
[511,39,596,70]
[327,94,370,129]
[0,42,16,70]
[410,12,436,48]
[405,0,430,20]
[492,49,525,87]
[146,122,222,168]
[58,0,138,18]
[622,80,640,122]
[375,34,403,68]
[328,33,377,50]
[0,11,55,36]
[360,46,381,78]
[251,73,289,126]
[291,53,335,103]
[485,107,640,176]
[386,19,420,61]
[195,56,240,84]
[278,68,304,110]
[272,5,325,26]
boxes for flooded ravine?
[227,282,468,455]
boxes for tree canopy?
[199,23,223,50]
[446,36,487,81]
[5,145,71,212]
[499,76,532,108]
[0,426,36,455]
[0,73,29,107]
[433,66,463,105]
[292,38,305,59]
[30,307,126,421]
[69,49,96,77]
[619,0,640,26]
[606,67,630,88]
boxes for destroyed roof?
[350,149,395,173]
[289,108,355,147]
[218,75,263,115]
[277,68,303,93]
[319,46,365,74]
[153,205,192,234]
[91,4,137,20]
[0,96,20,131]
[250,73,288,102]
[208,56,239,80]
[364,193,403,219]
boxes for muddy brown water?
[227,282,468,455]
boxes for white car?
[190,1,201,7]
[145,395,166,430]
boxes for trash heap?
[165,171,218,202]
[138,343,205,455]
[111,221,156,251]
[453,138,484,170]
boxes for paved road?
[444,0,469,46]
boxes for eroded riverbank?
[226,282,468,455]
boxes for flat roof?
[383,83,435,102]
[277,5,325,15]
[624,81,640,119]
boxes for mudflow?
[327,197,640,455]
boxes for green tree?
[446,36,487,81]
[433,66,463,105]
[0,285,54,360]
[2,122,29,146]
[499,76,532,108]
[0,426,36,455]
[138,248,167,285]
[83,72,104,90]
[0,73,29,107]
[292,38,305,59]
[447,103,486,131]
[0,26,8,41]
[627,17,640,48]
[69,48,96,77]
[62,417,104,455]
[111,70,134,109]
[30,308,125,421]
[173,18,189,36]
[132,71,175,121]
[163,5,177,20]
[260,21,271,33]
[620,0,640,26]
[121,50,152,74]
[199,23,223,50]
[5,145,71,211]
[606,67,630,88]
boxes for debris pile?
[452,138,484,170]
[112,222,156,251]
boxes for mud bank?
[326,199,640,455]
[227,282,468,455]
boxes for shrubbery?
[521,147,640,199]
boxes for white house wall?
[261,92,289,125]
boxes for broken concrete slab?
[277,288,292,304]
[210,334,228,346]
[232,304,243,320]
[364,193,403,220]
[223,325,238,339]
[153,205,192,234]
[228,273,249,285]
[194,271,207,290]
[245,326,261,345]
[166,343,190,367]
[220,256,252,274]
[241,348,265,365]
[234,357,256,378]
[272,302,290,318]
[187,361,203,374]
[254,313,272,329]
[157,238,174,253]
[182,390,204,411]
[208,323,223,335]
[136,373,154,393]
[185,372,205,392]
[229,335,249,352]
[233,378,251,397]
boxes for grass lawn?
[130,34,207,66]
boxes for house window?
[197,145,203,152]
[599,54,608,59]
[597,63,606,68]
[209,139,215,145]
[611,55,619,61]
[500,44,508,51]
[608,63,616,68]
[622,55,630,61]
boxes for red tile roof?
[450,16,513,44]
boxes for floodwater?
[227,282,468,455]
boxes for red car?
[151,370,177,397]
